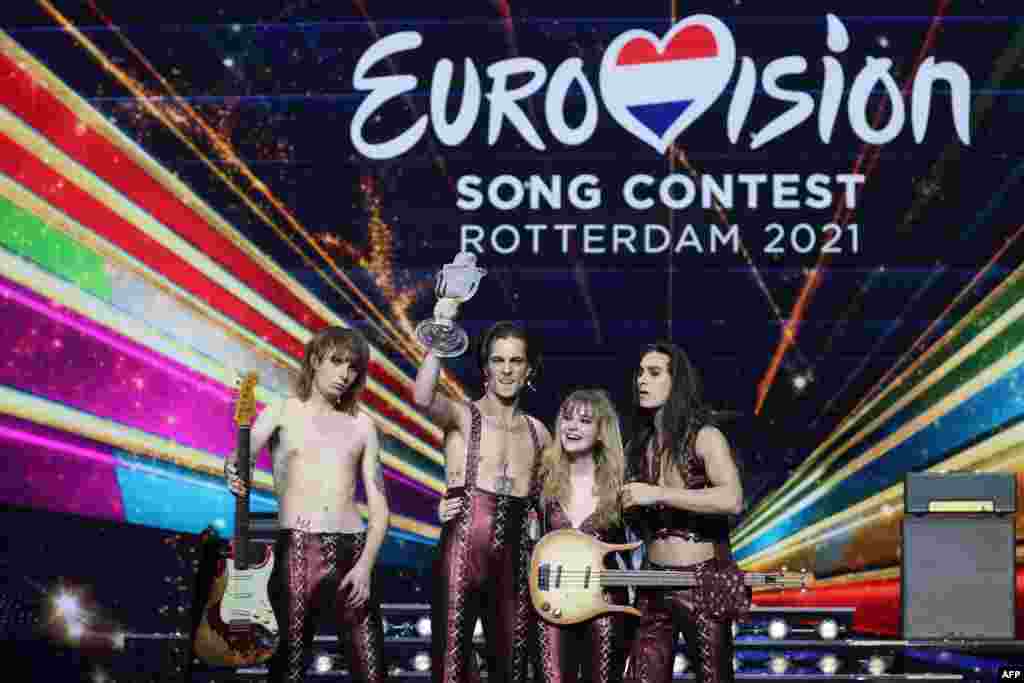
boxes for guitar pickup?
[538,564,564,589]
[584,566,591,589]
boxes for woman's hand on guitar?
[619,483,662,509]
[225,461,247,497]
[438,497,463,522]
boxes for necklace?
[494,411,521,495]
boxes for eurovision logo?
[351,14,971,160]
[599,16,735,155]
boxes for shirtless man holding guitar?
[225,326,390,683]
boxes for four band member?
[224,322,748,683]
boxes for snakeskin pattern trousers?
[267,529,386,683]
[431,487,533,683]
[627,559,734,683]
[535,593,627,683]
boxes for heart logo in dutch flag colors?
[600,15,736,154]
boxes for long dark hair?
[625,341,713,481]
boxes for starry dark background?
[1,1,1023,678]
[3,0,1024,508]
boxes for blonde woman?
[442,388,630,683]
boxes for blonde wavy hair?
[540,388,626,531]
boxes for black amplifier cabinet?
[901,472,1017,640]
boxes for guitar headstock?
[234,372,259,426]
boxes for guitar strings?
[537,570,804,587]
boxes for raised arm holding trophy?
[413,252,552,683]
[414,252,487,358]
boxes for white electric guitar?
[194,372,279,666]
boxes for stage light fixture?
[769,655,789,674]
[867,655,888,675]
[412,652,431,672]
[818,618,839,640]
[673,654,688,673]
[767,618,789,639]
[819,654,841,674]
[314,654,333,673]
[416,616,431,638]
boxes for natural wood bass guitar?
[529,529,807,626]
[194,372,280,666]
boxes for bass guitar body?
[529,529,643,626]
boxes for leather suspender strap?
[464,403,483,491]
[525,415,543,499]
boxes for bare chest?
[275,409,364,469]
[474,416,538,496]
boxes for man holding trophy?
[413,253,551,683]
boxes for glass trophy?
[415,252,487,358]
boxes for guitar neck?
[234,426,252,570]
[599,570,793,588]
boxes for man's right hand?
[225,461,247,497]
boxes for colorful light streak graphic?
[755,0,954,414]
[39,0,466,398]
[0,218,445,475]
[0,186,296,400]
[0,95,447,449]
[741,248,1024,532]
[736,272,1024,547]
[0,386,440,541]
[741,419,1024,572]
[809,267,948,428]
[0,259,445,495]
[842,224,1024,430]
